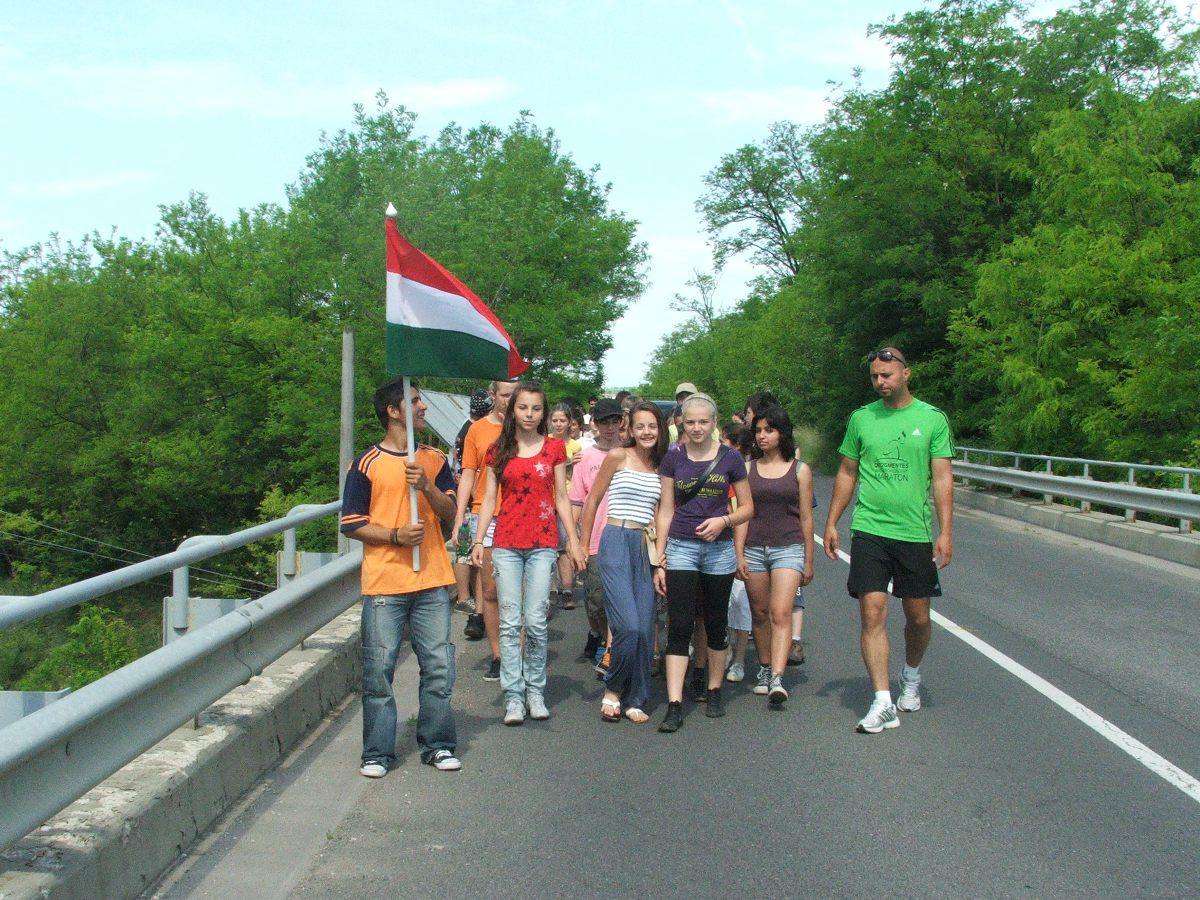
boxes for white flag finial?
[385,202,397,218]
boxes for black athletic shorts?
[846,531,941,600]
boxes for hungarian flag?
[386,214,529,379]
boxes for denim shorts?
[664,536,736,575]
[743,543,806,574]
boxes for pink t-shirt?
[488,438,567,549]
[569,444,611,555]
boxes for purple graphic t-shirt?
[658,445,747,542]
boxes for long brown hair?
[624,401,669,467]
[491,381,548,479]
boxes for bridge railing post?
[1181,473,1192,534]
[1125,468,1137,522]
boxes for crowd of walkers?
[340,348,955,774]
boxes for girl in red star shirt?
[472,382,585,725]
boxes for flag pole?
[403,374,421,571]
[389,202,422,571]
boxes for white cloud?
[4,171,153,197]
[696,85,830,127]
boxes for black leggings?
[665,569,734,656]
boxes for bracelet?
[473,541,484,547]
[390,527,401,546]
[723,514,731,528]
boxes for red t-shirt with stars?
[487,437,567,549]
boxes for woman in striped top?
[579,401,669,723]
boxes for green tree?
[15,605,138,691]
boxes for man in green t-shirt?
[823,347,955,735]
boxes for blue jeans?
[598,526,656,710]
[491,547,557,703]
[361,587,456,767]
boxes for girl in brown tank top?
[734,405,814,707]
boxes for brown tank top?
[746,459,802,547]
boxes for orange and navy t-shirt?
[461,417,503,514]
[340,444,456,596]
[486,437,567,549]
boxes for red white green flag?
[386,213,529,379]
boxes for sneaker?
[559,591,576,610]
[768,674,788,705]
[463,613,485,640]
[583,631,600,660]
[427,749,462,771]
[690,669,708,702]
[725,662,745,683]
[753,665,771,696]
[658,701,684,733]
[704,687,725,718]
[896,678,922,712]
[787,639,806,666]
[594,647,611,678]
[527,694,550,720]
[856,700,900,734]
[483,658,501,682]
[359,760,387,778]
[504,699,525,726]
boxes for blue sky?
[1,1,1089,387]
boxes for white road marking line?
[818,536,1200,805]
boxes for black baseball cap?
[591,398,623,421]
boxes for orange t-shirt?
[339,444,455,596]
[461,416,503,514]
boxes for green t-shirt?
[837,398,954,543]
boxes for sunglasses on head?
[867,349,907,365]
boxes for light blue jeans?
[360,587,456,767]
[491,547,557,704]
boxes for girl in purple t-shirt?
[652,393,754,733]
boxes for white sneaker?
[527,694,550,720]
[504,699,526,726]
[897,678,922,712]
[725,662,745,683]
[427,749,462,771]
[359,761,387,778]
[856,700,899,734]
[752,665,771,695]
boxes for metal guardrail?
[0,501,341,630]
[954,457,1199,532]
[0,502,357,852]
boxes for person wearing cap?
[823,347,955,735]
[569,397,625,666]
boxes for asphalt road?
[152,483,1200,899]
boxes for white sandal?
[600,697,622,722]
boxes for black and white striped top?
[606,467,661,524]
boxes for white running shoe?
[504,699,526,726]
[856,700,900,734]
[896,678,922,712]
[753,665,771,695]
[527,694,550,720]
[725,662,745,683]
[359,761,387,778]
